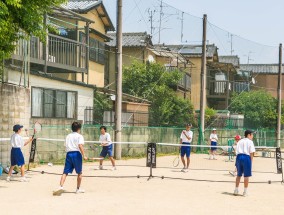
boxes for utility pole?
[199,14,207,145]
[149,10,154,36]
[181,12,184,43]
[230,34,234,55]
[277,43,282,148]
[158,0,163,44]
[115,0,122,159]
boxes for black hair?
[72,122,82,132]
[244,130,254,138]
[100,126,107,131]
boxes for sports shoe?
[20,177,28,182]
[181,167,185,172]
[233,189,239,196]
[111,166,117,171]
[243,192,248,197]
[99,165,104,170]
[76,188,85,194]
[6,176,11,182]
[53,187,64,196]
[184,168,189,173]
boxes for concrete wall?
[0,83,30,166]
[7,69,94,122]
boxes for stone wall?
[0,83,30,166]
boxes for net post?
[147,142,156,180]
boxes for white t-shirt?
[180,130,193,143]
[210,133,218,142]
[236,138,255,156]
[99,133,112,146]
[10,133,24,148]
[65,132,84,152]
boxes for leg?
[20,165,25,177]
[60,174,67,187]
[77,173,82,189]
[244,177,249,188]
[109,157,116,167]
[8,165,15,177]
[186,157,190,168]
[99,157,104,166]
[181,156,186,167]
[235,176,241,188]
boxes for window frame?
[31,87,78,119]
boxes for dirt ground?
[1,153,284,215]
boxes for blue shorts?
[100,145,113,158]
[236,154,252,177]
[11,148,25,166]
[63,151,82,174]
[180,142,191,157]
[211,141,217,151]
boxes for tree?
[93,91,112,124]
[123,62,195,126]
[0,0,65,60]
[229,90,277,128]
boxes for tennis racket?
[33,122,42,138]
[173,149,181,167]
[89,144,101,151]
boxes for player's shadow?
[221,192,242,197]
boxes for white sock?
[244,188,248,193]
[235,187,239,191]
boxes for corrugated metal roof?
[219,56,240,68]
[163,44,217,58]
[107,32,152,47]
[61,0,101,12]
[240,64,283,74]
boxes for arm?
[79,144,88,160]
[250,152,254,161]
[24,137,33,146]
[183,131,191,141]
[101,134,111,146]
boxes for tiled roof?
[61,0,101,12]
[107,32,152,47]
[219,56,240,67]
[162,44,218,58]
[240,64,283,74]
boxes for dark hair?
[100,126,107,131]
[72,122,82,132]
[244,130,255,137]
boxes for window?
[79,32,105,65]
[32,87,77,119]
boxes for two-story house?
[106,32,192,99]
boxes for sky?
[103,0,281,63]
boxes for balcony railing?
[178,73,191,91]
[13,34,87,73]
[208,80,250,97]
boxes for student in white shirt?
[233,130,256,197]
[209,128,218,160]
[6,124,33,182]
[53,122,88,196]
[98,126,116,171]
[179,123,193,172]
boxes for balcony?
[12,33,88,73]
[208,80,250,98]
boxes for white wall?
[7,70,94,122]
